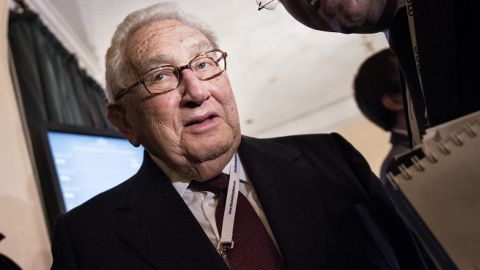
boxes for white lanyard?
[405,0,430,132]
[405,0,423,91]
[216,153,240,257]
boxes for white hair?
[105,2,219,101]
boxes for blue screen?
[48,132,144,211]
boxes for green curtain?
[8,10,114,129]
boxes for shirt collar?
[221,153,247,181]
[149,153,247,197]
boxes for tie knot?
[189,173,229,195]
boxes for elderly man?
[277,0,480,146]
[51,2,429,269]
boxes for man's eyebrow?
[141,41,213,72]
[187,41,213,52]
[143,54,173,72]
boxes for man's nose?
[180,70,211,106]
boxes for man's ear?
[106,102,141,147]
[382,93,404,111]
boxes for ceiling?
[23,0,389,137]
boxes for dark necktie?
[189,173,287,270]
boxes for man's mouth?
[185,115,217,127]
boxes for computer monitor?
[47,130,144,211]
[30,124,144,236]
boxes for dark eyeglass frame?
[256,0,280,11]
[114,49,228,100]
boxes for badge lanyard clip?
[216,153,240,257]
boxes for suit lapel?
[113,137,328,269]
[114,152,228,269]
[238,136,327,269]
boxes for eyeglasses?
[115,49,227,100]
[256,0,280,11]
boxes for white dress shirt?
[149,153,279,254]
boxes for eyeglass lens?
[144,50,226,93]
[256,0,279,10]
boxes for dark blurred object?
[0,233,22,270]
[11,0,31,13]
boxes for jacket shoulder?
[241,133,351,157]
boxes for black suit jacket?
[380,132,410,185]
[389,1,480,139]
[51,134,428,269]
[412,0,480,127]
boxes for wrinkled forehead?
[124,20,213,74]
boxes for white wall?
[0,0,52,268]
[336,116,391,177]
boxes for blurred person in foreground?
[353,48,408,185]
[50,2,430,269]
[271,0,480,146]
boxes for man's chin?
[337,20,364,33]
[184,150,236,182]
[186,140,234,163]
[184,129,240,159]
